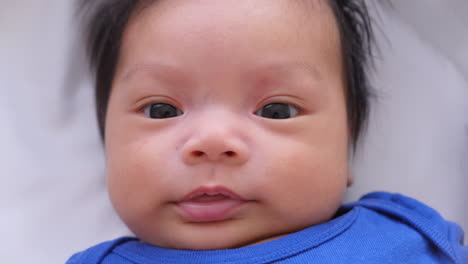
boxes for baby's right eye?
[143,103,183,119]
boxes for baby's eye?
[254,103,299,119]
[143,103,183,119]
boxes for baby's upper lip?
[178,186,245,202]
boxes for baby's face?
[105,0,350,250]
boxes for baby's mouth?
[190,194,232,202]
[175,186,247,222]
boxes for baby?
[69,0,467,263]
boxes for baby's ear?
[347,171,354,187]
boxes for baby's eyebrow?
[249,61,323,87]
[119,62,188,85]
[119,61,322,86]
[249,61,323,83]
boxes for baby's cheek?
[107,143,159,206]
[263,143,346,220]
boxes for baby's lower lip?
[175,197,246,222]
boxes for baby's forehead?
[119,0,341,78]
[129,0,336,34]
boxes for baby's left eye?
[254,103,299,119]
[143,103,183,119]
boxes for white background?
[1,1,467,263]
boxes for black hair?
[80,0,375,147]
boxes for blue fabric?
[66,192,468,263]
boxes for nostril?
[225,151,236,157]
[188,150,238,160]
[193,151,204,157]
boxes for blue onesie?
[67,192,468,263]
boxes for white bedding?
[1,1,466,263]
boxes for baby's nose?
[181,130,249,166]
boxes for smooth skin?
[105,0,351,250]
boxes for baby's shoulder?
[342,192,467,264]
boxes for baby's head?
[84,0,373,250]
